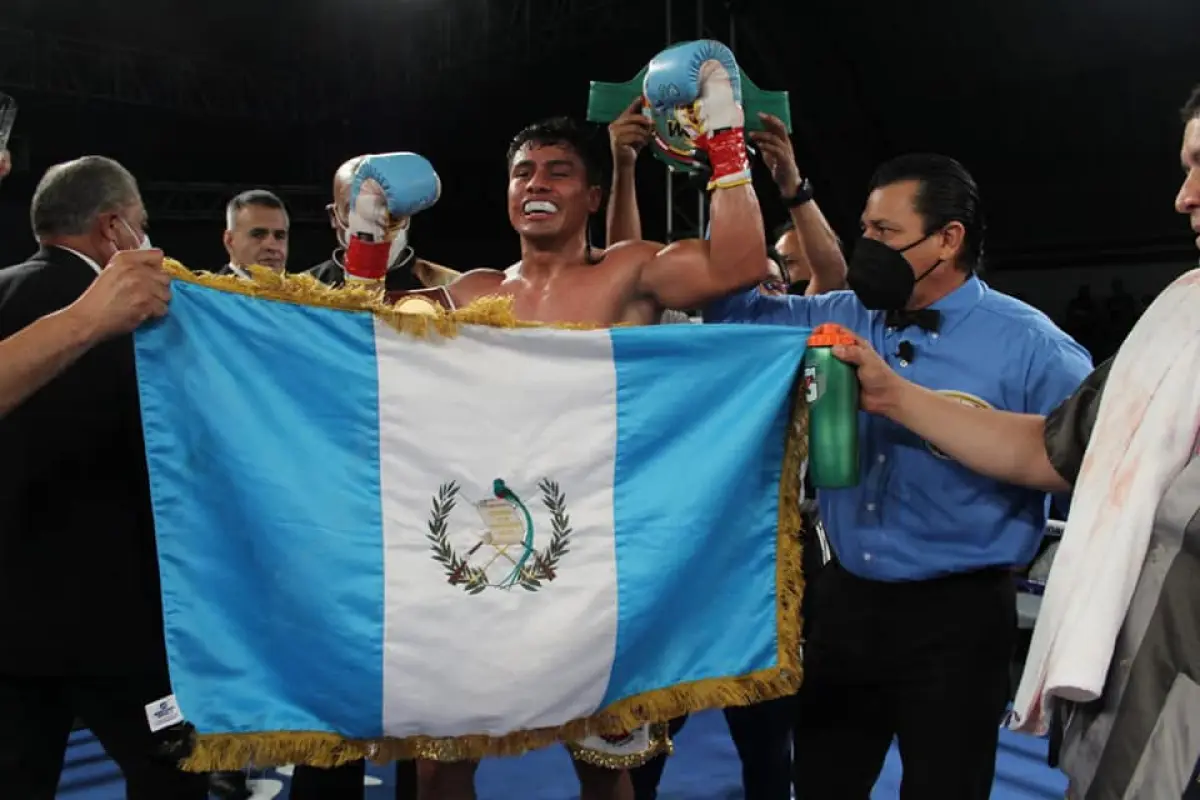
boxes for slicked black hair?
[507,117,602,188]
[869,153,984,272]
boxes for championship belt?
[586,66,790,180]
[384,286,454,315]
[565,722,673,769]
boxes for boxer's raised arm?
[636,41,770,309]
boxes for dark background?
[1,0,1198,273]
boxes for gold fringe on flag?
[162,261,806,771]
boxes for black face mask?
[847,235,942,311]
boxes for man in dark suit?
[0,252,169,418]
[0,155,207,799]
[220,189,290,277]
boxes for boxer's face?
[1176,118,1200,250]
[508,142,601,241]
[224,204,289,271]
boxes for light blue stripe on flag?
[134,281,386,736]
[602,323,809,706]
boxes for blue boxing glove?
[346,152,441,283]
[643,40,751,191]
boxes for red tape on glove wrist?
[701,128,751,190]
[345,237,390,281]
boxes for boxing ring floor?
[56,708,1068,799]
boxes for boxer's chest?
[487,269,652,326]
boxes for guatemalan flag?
[133,265,810,769]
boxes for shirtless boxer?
[338,40,771,800]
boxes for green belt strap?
[586,66,792,133]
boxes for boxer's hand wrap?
[345,237,390,281]
[345,152,442,283]
[699,128,751,190]
[644,40,751,191]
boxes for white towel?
[1009,268,1200,734]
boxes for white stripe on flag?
[375,322,620,737]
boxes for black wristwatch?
[782,178,815,208]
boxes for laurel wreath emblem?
[426,479,573,594]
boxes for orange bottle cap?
[807,323,857,347]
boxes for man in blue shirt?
[706,153,1093,799]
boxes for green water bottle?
[803,324,860,489]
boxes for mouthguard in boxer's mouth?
[523,200,559,215]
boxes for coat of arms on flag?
[428,478,572,593]
[133,262,810,770]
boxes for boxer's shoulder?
[598,240,664,273]
[604,239,664,257]
[448,268,506,305]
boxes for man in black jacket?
[0,155,207,799]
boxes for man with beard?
[346,40,773,800]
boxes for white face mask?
[121,218,152,250]
[335,225,409,271]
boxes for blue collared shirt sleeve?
[703,288,862,329]
[1022,332,1094,415]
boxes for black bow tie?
[885,309,941,333]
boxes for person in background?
[220,189,290,277]
[0,149,11,182]
[207,186,294,800]
[0,155,207,799]
[771,221,810,292]
[705,152,1093,799]
[749,112,844,297]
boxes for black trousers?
[291,759,418,799]
[792,563,1017,800]
[0,673,209,800]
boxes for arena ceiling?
[2,0,1199,269]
